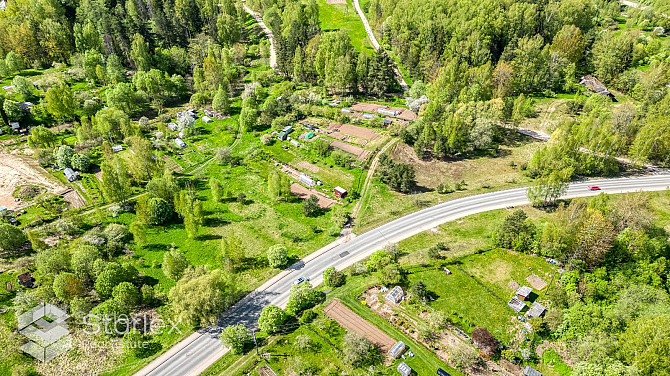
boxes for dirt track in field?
[323,299,395,353]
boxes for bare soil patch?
[323,299,395,353]
[328,123,379,141]
[290,183,335,209]
[330,141,371,161]
[350,102,417,121]
[526,273,548,291]
[0,153,66,209]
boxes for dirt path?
[243,1,277,69]
[352,138,398,219]
[352,0,410,92]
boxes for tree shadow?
[141,276,160,286]
[196,234,222,241]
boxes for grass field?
[317,0,375,53]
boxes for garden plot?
[328,123,379,142]
[290,183,335,209]
[350,102,417,121]
[0,153,66,210]
[323,299,396,353]
[330,140,371,161]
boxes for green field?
[317,0,375,53]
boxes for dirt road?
[243,2,277,69]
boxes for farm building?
[523,366,542,376]
[580,75,616,101]
[175,138,187,148]
[167,122,178,131]
[389,341,405,358]
[516,285,532,301]
[64,168,79,182]
[112,145,123,152]
[334,186,347,199]
[508,296,526,312]
[202,116,213,123]
[299,173,316,187]
[17,272,35,288]
[378,108,398,117]
[397,362,412,376]
[526,302,546,318]
[386,286,404,304]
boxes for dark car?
[8,217,19,226]
[437,369,451,376]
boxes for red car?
[588,185,601,191]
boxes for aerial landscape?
[1,0,670,375]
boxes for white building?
[175,138,187,148]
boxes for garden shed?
[516,285,532,301]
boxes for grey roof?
[389,341,405,357]
[175,138,187,148]
[526,302,546,318]
[508,296,526,312]
[202,116,213,123]
[112,145,123,152]
[524,366,542,376]
[516,285,532,298]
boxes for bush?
[267,244,289,268]
[437,183,454,194]
[219,324,251,354]
[299,309,317,324]
[323,266,345,287]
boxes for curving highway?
[136,174,670,376]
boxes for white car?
[293,277,309,285]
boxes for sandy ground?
[350,102,417,121]
[290,183,335,209]
[324,299,395,353]
[526,273,548,291]
[0,153,66,209]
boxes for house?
[334,186,347,199]
[516,286,532,301]
[202,116,213,123]
[526,302,546,319]
[397,362,412,376]
[290,139,300,147]
[378,108,398,117]
[175,138,187,148]
[299,173,316,187]
[523,366,542,376]
[167,122,178,131]
[580,75,616,101]
[508,296,526,313]
[17,272,35,288]
[389,341,406,358]
[64,168,79,182]
[386,286,404,304]
[112,145,123,153]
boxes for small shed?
[175,138,187,148]
[389,341,405,358]
[202,116,213,123]
[64,168,79,182]
[112,145,123,153]
[167,122,178,131]
[386,286,404,304]
[516,285,532,301]
[397,362,412,376]
[341,108,351,113]
[17,272,35,288]
[383,118,393,126]
[9,122,20,131]
[508,296,526,313]
[523,366,542,376]
[443,267,452,275]
[362,113,375,120]
[305,131,315,139]
[290,139,300,147]
[334,186,347,199]
[299,173,316,187]
[2,85,14,91]
[579,75,616,101]
[526,302,546,319]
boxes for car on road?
[293,276,309,285]
[588,185,601,191]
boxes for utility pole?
[252,329,260,357]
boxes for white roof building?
[175,138,187,148]
[112,145,123,152]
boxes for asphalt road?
[136,174,670,376]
